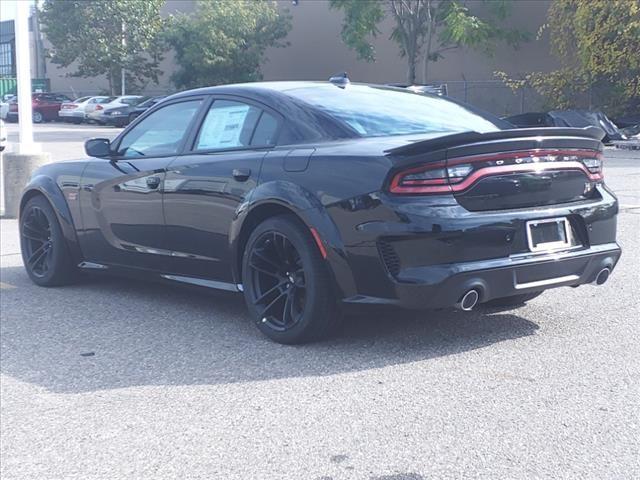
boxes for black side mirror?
[85,138,112,158]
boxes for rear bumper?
[342,243,621,309]
[103,115,127,126]
[329,184,620,310]
[59,110,85,119]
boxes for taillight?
[9,104,18,112]
[389,149,603,195]
[95,105,103,111]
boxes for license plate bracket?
[526,217,572,253]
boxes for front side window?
[118,100,202,158]
[196,100,275,151]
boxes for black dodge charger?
[19,82,621,344]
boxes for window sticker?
[198,104,251,150]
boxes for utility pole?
[121,21,126,96]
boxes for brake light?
[389,149,603,195]
[95,105,103,111]
[9,103,18,112]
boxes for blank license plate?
[526,217,572,253]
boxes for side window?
[250,111,279,146]
[118,100,202,158]
[195,100,262,151]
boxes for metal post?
[121,21,126,96]
[15,0,39,154]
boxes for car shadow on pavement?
[0,266,539,393]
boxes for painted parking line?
[0,281,16,289]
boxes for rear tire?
[242,215,341,344]
[20,195,77,286]
[483,291,542,308]
[32,111,43,123]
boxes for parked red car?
[6,93,73,123]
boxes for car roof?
[167,81,410,102]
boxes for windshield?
[285,84,503,137]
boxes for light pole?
[15,0,39,154]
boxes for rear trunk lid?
[387,127,604,211]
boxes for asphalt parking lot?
[1,123,639,479]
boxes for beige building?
[42,0,556,114]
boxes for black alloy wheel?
[247,231,307,332]
[20,196,76,286]
[242,215,340,344]
[21,205,53,278]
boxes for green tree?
[496,0,640,116]
[40,0,165,95]
[165,0,291,89]
[330,0,529,84]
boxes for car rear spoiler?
[385,126,605,157]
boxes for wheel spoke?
[249,262,280,278]
[259,291,287,319]
[252,248,281,271]
[283,291,294,326]
[28,244,49,270]
[23,223,46,241]
[253,280,287,305]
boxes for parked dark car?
[612,113,640,129]
[6,93,73,123]
[127,95,166,124]
[505,110,625,144]
[102,95,166,127]
[18,82,621,344]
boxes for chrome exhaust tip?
[457,289,480,311]
[592,268,611,286]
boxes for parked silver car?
[87,96,142,124]
[58,96,112,123]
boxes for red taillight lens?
[389,149,603,195]
[390,161,452,194]
[9,104,18,112]
[95,105,103,111]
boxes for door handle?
[146,176,161,189]
[232,168,251,182]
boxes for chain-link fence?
[442,80,547,117]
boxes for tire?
[20,195,77,286]
[32,111,43,123]
[483,291,543,308]
[242,214,341,344]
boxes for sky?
[1,0,36,21]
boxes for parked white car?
[87,96,142,124]
[0,101,8,120]
[58,96,112,123]
[0,119,7,152]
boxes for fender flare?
[230,180,357,299]
[20,175,84,264]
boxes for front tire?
[20,195,77,286]
[32,111,43,123]
[242,215,341,344]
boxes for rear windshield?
[285,84,503,137]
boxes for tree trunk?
[422,0,434,83]
[407,57,416,84]
[108,69,115,96]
